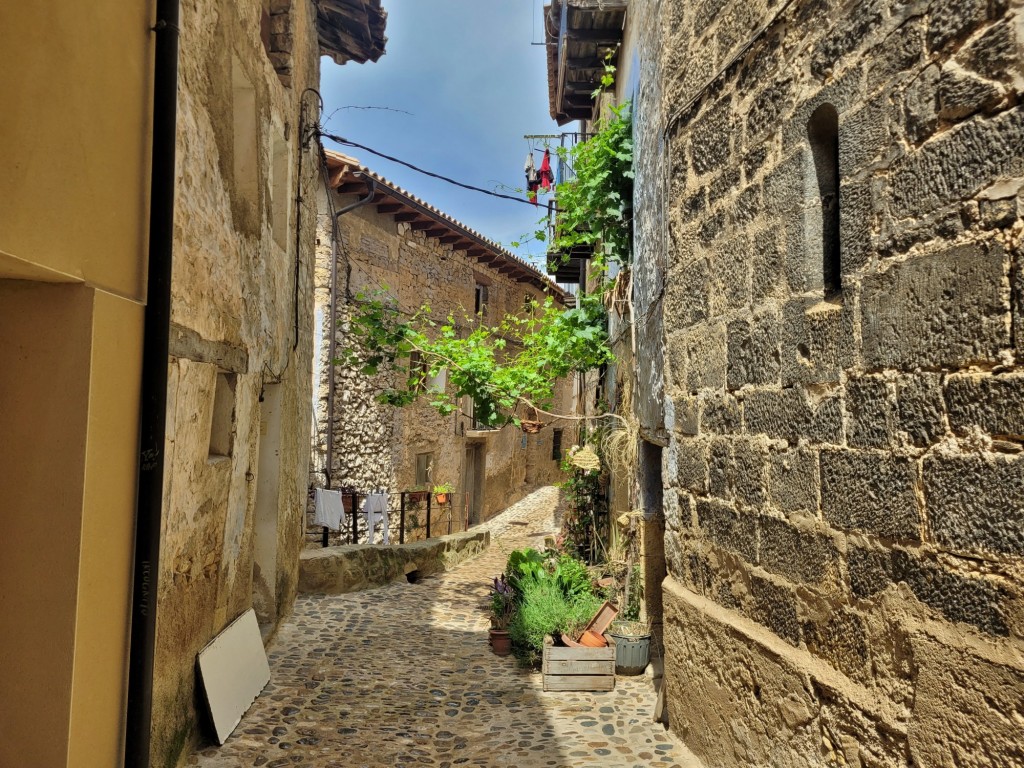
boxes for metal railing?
[308,490,470,548]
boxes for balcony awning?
[544,0,628,125]
[316,0,388,65]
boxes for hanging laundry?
[539,148,554,192]
[314,488,346,532]
[524,152,540,205]
[363,491,390,545]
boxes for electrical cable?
[319,130,559,210]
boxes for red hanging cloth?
[539,148,554,191]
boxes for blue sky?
[319,0,570,265]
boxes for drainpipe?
[324,172,376,489]
[126,1,180,765]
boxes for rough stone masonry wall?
[635,0,1024,765]
[153,0,320,765]
[309,190,570,540]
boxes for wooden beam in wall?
[409,220,434,231]
[439,235,461,244]
[394,212,419,222]
[377,202,403,214]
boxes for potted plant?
[433,482,454,505]
[488,575,516,656]
[406,484,428,504]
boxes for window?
[209,373,237,458]
[808,103,840,297]
[408,351,428,393]
[415,453,433,486]
[474,283,489,318]
[552,428,563,461]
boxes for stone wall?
[310,179,572,542]
[153,1,323,764]
[632,0,1024,764]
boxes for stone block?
[684,324,728,393]
[937,62,1004,121]
[927,0,989,52]
[708,235,751,314]
[893,549,1009,636]
[675,438,709,495]
[847,545,1009,635]
[727,311,781,391]
[744,386,843,445]
[861,241,1008,371]
[924,453,1024,556]
[697,498,758,563]
[763,150,805,219]
[700,391,742,434]
[867,19,924,88]
[674,394,699,436]
[665,255,709,326]
[781,298,855,386]
[838,178,874,275]
[665,330,688,394]
[732,183,762,228]
[742,144,768,182]
[894,373,946,447]
[957,20,1021,83]
[750,573,801,645]
[979,196,1019,229]
[709,167,741,201]
[759,514,839,584]
[745,77,792,144]
[889,107,1024,219]
[768,448,819,514]
[909,637,1024,767]
[750,227,785,303]
[732,439,769,509]
[847,545,893,598]
[838,89,891,174]
[820,449,921,541]
[708,438,732,499]
[845,375,894,449]
[690,98,733,176]
[809,0,883,80]
[946,373,1024,438]
[801,606,869,681]
[901,63,940,145]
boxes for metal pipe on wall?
[126,1,180,764]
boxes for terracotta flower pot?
[579,630,607,647]
[435,493,449,505]
[489,629,512,656]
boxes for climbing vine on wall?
[341,292,614,428]
[548,100,634,267]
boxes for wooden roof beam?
[377,202,403,214]
[393,212,419,222]
[409,220,434,231]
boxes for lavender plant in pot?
[488,575,516,656]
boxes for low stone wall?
[298,530,489,594]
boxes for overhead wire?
[319,130,560,210]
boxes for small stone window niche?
[261,0,293,87]
[209,372,237,459]
[807,103,841,299]
[552,428,563,462]
[474,283,489,319]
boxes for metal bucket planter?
[608,622,651,676]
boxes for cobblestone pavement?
[190,487,703,768]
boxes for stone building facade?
[152,3,386,766]
[310,152,571,536]
[615,0,1024,764]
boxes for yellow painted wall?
[0,3,153,766]
[0,1,153,300]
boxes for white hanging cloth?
[363,492,390,544]
[314,488,346,532]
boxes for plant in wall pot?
[433,482,454,505]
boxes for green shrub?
[509,579,603,663]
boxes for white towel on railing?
[363,492,390,544]
[314,488,346,531]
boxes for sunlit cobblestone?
[190,487,701,768]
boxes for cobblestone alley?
[189,487,702,768]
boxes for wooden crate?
[542,634,616,692]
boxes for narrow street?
[190,487,702,768]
